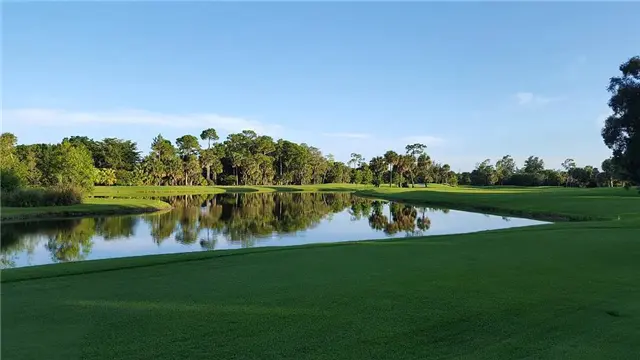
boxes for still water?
[1,193,548,268]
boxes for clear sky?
[3,2,638,171]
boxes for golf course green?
[2,185,639,359]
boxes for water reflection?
[1,193,548,268]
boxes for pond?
[0,192,549,268]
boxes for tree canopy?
[3,128,627,191]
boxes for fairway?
[2,187,639,359]
[0,198,172,221]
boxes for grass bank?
[2,186,639,359]
[357,185,640,222]
[0,198,172,222]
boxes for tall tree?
[369,156,387,187]
[523,156,545,174]
[200,128,219,149]
[405,143,426,158]
[416,154,433,185]
[601,56,640,184]
[495,155,516,185]
[176,135,201,158]
[470,159,497,186]
[383,150,399,187]
[395,155,415,187]
[175,135,203,185]
[405,143,426,187]
[561,158,577,187]
[200,148,222,183]
[349,153,364,169]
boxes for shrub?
[1,188,43,207]
[42,185,84,206]
[0,185,84,207]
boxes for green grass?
[0,198,171,221]
[358,184,640,222]
[2,186,639,359]
[91,184,367,197]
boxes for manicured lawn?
[359,184,640,221]
[91,184,367,197]
[2,186,639,359]
[0,198,171,221]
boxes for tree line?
[459,155,627,188]
[1,129,628,192]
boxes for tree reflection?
[96,216,138,240]
[45,218,96,262]
[2,193,454,267]
[368,201,389,231]
[199,199,223,250]
[416,208,432,231]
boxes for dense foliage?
[2,129,628,192]
[457,155,628,188]
[1,133,94,207]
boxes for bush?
[43,185,84,206]
[0,185,84,207]
[1,188,43,207]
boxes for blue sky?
[3,2,638,171]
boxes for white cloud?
[401,135,446,147]
[2,108,283,135]
[322,132,371,139]
[514,92,560,106]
